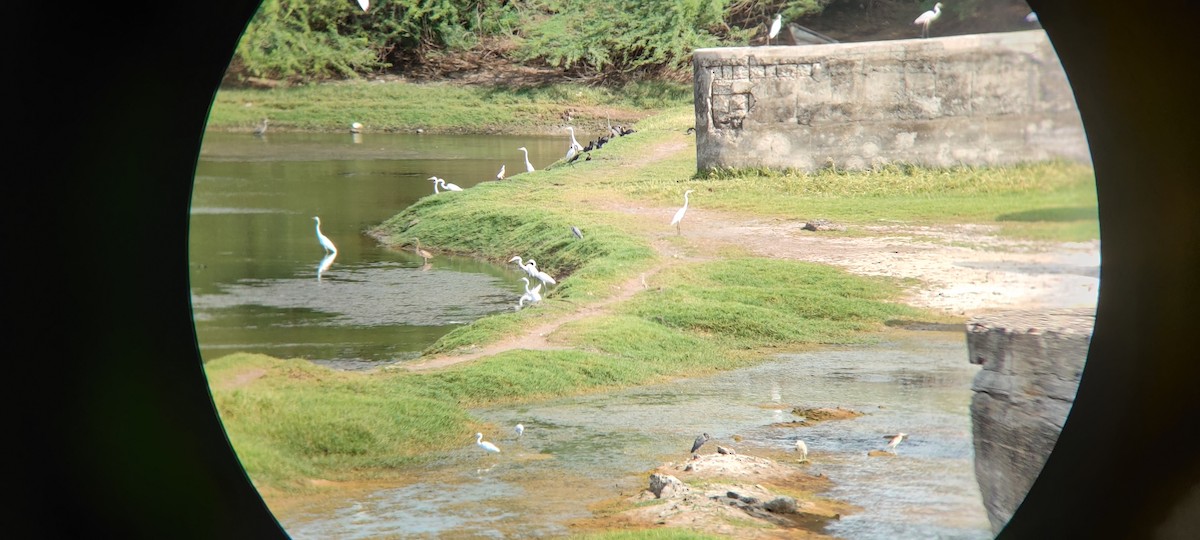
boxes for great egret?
[670,189,695,235]
[768,14,782,46]
[515,424,525,437]
[690,433,711,454]
[509,256,537,277]
[566,126,585,152]
[430,176,441,194]
[885,432,908,452]
[914,2,942,38]
[571,226,584,240]
[411,238,432,264]
[497,164,505,181]
[565,145,577,161]
[475,433,500,454]
[523,259,557,288]
[519,277,543,305]
[795,440,809,461]
[438,177,463,192]
[313,216,337,255]
[519,146,535,172]
[253,118,269,136]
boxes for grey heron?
[690,433,711,454]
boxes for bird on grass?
[496,164,506,181]
[571,226,584,240]
[914,2,943,39]
[523,259,558,289]
[795,439,809,461]
[429,176,463,194]
[313,216,337,255]
[565,145,577,162]
[411,238,432,265]
[670,189,696,235]
[519,146,535,173]
[768,13,782,46]
[475,433,500,454]
[690,433,712,454]
[566,126,585,152]
[885,433,908,453]
[253,118,269,136]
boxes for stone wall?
[692,30,1090,172]
[965,308,1094,534]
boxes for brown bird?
[412,238,432,264]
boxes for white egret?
[509,256,537,277]
[565,145,577,161]
[670,189,695,235]
[690,433,711,454]
[350,122,363,133]
[411,238,432,264]
[429,176,441,194]
[313,216,337,255]
[253,118,269,136]
[519,146,535,172]
[914,2,942,39]
[795,439,809,461]
[439,178,464,191]
[475,433,500,454]
[566,126,585,152]
[515,424,525,438]
[885,432,908,452]
[496,164,505,180]
[523,259,557,288]
[768,14,782,46]
[519,277,543,306]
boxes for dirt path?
[399,140,1100,372]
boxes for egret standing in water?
[670,189,696,235]
[509,256,537,277]
[313,216,337,255]
[768,13,782,46]
[411,238,433,265]
[690,433,711,454]
[914,2,942,38]
[253,118,269,136]
[519,277,543,306]
[475,433,500,454]
[885,433,908,453]
[519,146,535,173]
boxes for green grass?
[206,80,692,133]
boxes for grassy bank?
[205,80,693,134]
[203,90,1098,500]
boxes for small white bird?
[518,146,535,173]
[885,432,908,452]
[515,424,525,437]
[313,216,337,255]
[795,439,809,461]
[768,13,782,46]
[670,189,695,235]
[496,164,506,180]
[914,2,943,39]
[476,433,500,454]
[350,122,363,133]
[523,259,558,289]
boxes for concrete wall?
[692,30,1090,172]
[965,308,1094,534]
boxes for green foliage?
[515,0,731,80]
[233,0,388,81]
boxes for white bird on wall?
[670,189,695,235]
[768,13,782,46]
[914,2,943,39]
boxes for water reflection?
[316,251,336,282]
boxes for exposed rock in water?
[773,406,865,427]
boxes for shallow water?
[275,329,992,539]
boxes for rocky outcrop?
[966,308,1094,534]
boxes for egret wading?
[313,216,337,255]
[885,433,908,453]
[670,189,696,235]
[519,146,535,173]
[509,256,537,277]
[475,433,500,454]
[914,2,942,38]
[690,433,711,454]
[519,277,543,307]
[768,13,782,46]
[411,238,432,264]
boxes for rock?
[802,219,846,232]
[763,496,798,514]
[717,445,736,455]
[649,473,687,499]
